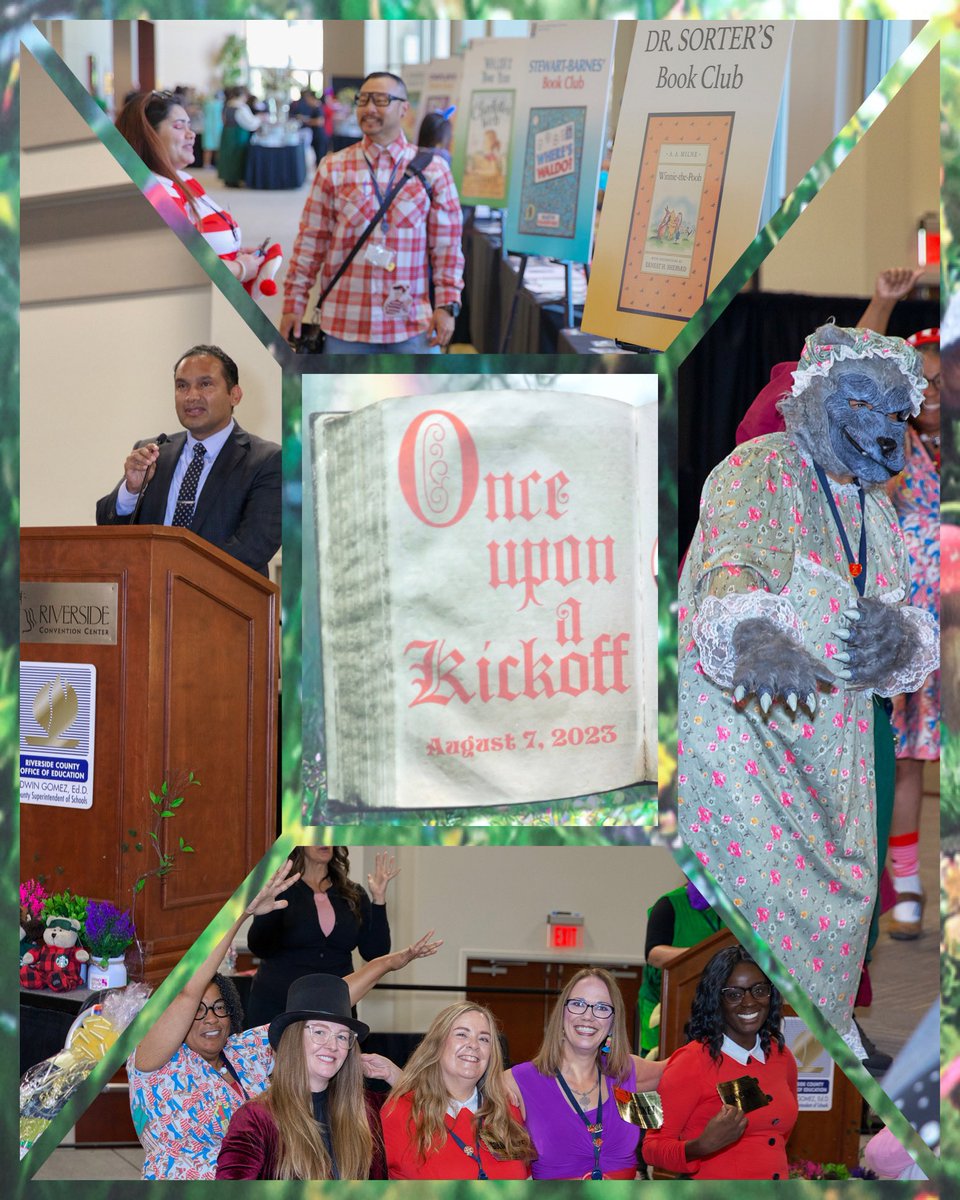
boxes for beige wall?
[761,40,939,297]
[305,846,688,1034]
[21,48,281,568]
[154,20,247,93]
[324,20,367,78]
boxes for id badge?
[363,241,397,271]
[383,283,413,316]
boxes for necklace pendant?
[849,563,863,578]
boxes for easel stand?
[498,252,528,353]
[498,254,585,354]
[615,340,658,354]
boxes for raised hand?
[367,850,400,904]
[873,266,924,304]
[391,930,443,971]
[244,859,301,918]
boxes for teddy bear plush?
[20,916,90,992]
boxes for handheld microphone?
[130,433,169,525]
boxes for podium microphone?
[130,433,168,525]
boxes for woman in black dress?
[245,847,398,1027]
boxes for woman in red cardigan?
[643,946,798,1180]
[382,1003,533,1179]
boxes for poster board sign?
[450,37,524,208]
[503,21,616,263]
[783,1016,835,1112]
[583,20,793,348]
[20,662,97,809]
[401,61,427,140]
[416,57,463,144]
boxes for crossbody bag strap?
[315,150,434,311]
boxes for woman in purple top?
[504,968,664,1179]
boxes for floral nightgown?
[678,433,937,1033]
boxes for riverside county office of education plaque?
[20,663,97,809]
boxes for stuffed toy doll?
[21,916,90,992]
[677,324,939,1059]
[241,241,283,298]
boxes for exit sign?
[547,911,584,951]
[550,923,583,950]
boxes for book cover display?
[415,57,463,142]
[504,21,616,263]
[450,37,525,208]
[583,20,793,349]
[401,61,426,141]
[311,386,657,811]
[621,111,734,319]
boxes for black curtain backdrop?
[677,290,940,556]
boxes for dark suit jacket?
[95,424,281,576]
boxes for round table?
[245,142,306,190]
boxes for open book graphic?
[312,389,657,810]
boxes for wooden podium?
[658,930,862,1170]
[20,526,278,980]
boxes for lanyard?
[363,152,401,234]
[214,1052,249,1099]
[813,462,867,595]
[557,1068,604,1180]
[446,1121,489,1180]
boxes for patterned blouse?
[127,1026,272,1180]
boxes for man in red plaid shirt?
[280,71,465,355]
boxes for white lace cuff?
[692,592,803,689]
[874,607,939,697]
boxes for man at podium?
[95,345,281,576]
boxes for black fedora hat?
[268,973,370,1050]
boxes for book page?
[313,389,656,810]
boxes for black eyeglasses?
[924,374,941,392]
[354,92,405,108]
[194,999,229,1020]
[565,998,614,1019]
[720,983,772,1004]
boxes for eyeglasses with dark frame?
[354,92,405,108]
[720,982,773,1004]
[564,998,615,1019]
[194,999,229,1020]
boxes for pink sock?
[888,832,919,879]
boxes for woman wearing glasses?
[381,1003,533,1179]
[642,946,798,1180]
[505,968,665,1179]
[128,861,439,1180]
[216,974,383,1179]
